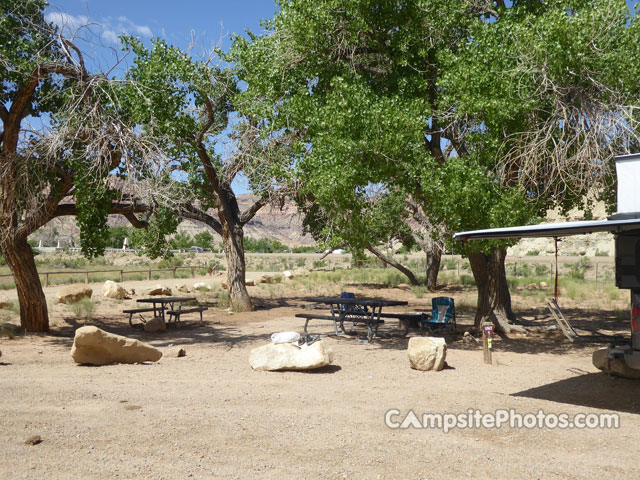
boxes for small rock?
[128,289,136,296]
[146,285,171,296]
[283,270,294,280]
[144,317,166,333]
[0,301,10,309]
[245,280,255,287]
[166,347,187,358]
[175,283,190,293]
[526,283,538,290]
[25,435,42,445]
[408,336,447,371]
[221,280,229,289]
[192,282,211,291]
[56,285,92,304]
[257,274,274,284]
[540,281,548,289]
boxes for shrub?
[534,264,548,277]
[525,249,540,256]
[67,298,97,322]
[568,257,592,280]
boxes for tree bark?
[2,237,48,332]
[222,221,253,312]
[425,247,441,291]
[366,243,419,286]
[468,248,522,334]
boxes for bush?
[67,298,97,322]
[244,237,289,253]
[525,249,540,256]
[534,263,548,277]
[291,245,316,253]
[568,257,592,280]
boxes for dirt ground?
[1,274,640,479]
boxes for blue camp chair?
[425,297,456,334]
[340,292,367,314]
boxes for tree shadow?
[512,372,640,414]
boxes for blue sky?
[45,1,279,57]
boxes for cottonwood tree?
[122,38,298,311]
[231,0,640,332]
[0,1,162,332]
[436,0,640,330]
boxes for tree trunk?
[366,243,419,286]
[425,248,441,291]
[2,237,49,332]
[222,222,253,312]
[468,248,522,334]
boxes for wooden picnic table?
[297,296,410,342]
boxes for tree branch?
[178,203,223,235]
[240,197,267,225]
[365,242,419,285]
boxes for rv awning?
[454,218,640,241]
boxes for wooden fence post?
[84,271,89,284]
[44,273,49,287]
[148,269,152,281]
[191,267,195,278]
[120,270,123,282]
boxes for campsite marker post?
[482,323,494,365]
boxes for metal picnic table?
[297,296,410,342]
[124,296,207,326]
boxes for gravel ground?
[1,277,639,479]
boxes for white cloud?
[45,12,89,34]
[46,11,153,45]
[103,15,153,43]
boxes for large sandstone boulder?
[283,270,294,280]
[146,285,171,296]
[101,280,130,300]
[56,285,92,304]
[408,336,447,371]
[192,282,212,291]
[71,326,162,365]
[592,348,640,379]
[249,340,334,371]
[175,283,190,293]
